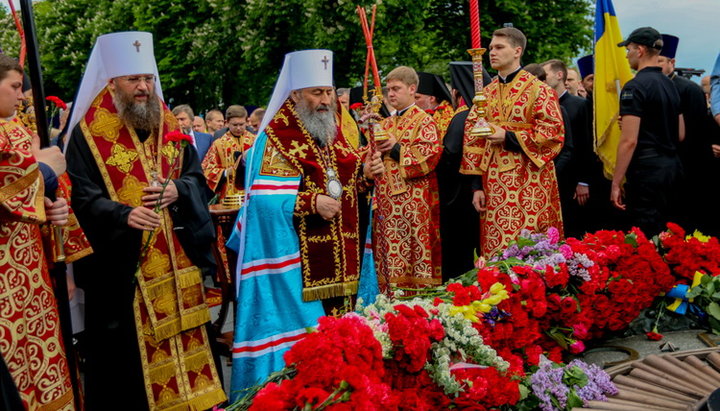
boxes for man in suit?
[172,104,215,162]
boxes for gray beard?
[113,93,162,131]
[295,99,337,147]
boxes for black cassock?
[437,109,480,281]
[0,352,23,411]
[66,125,215,410]
[672,74,716,234]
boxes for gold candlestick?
[467,48,492,138]
[368,87,388,142]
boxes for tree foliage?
[0,0,592,113]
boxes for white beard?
[296,99,337,147]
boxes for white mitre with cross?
[257,49,334,133]
[66,31,163,146]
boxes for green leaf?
[708,281,716,296]
[687,286,704,299]
[709,316,720,335]
[707,302,720,321]
[562,365,588,388]
[624,232,638,247]
[567,390,584,409]
[518,384,530,400]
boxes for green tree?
[0,0,593,111]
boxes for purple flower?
[530,359,617,410]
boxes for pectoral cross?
[133,40,142,52]
[321,55,330,70]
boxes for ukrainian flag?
[593,0,634,179]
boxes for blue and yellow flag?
[593,0,634,178]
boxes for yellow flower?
[490,283,505,294]
[472,301,492,313]
[450,305,479,322]
[687,230,711,243]
[483,295,504,306]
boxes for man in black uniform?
[657,34,715,234]
[612,27,684,237]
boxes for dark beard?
[295,98,337,147]
[113,91,162,131]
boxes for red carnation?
[46,95,67,110]
[349,102,363,110]
[646,331,663,341]
[164,130,193,145]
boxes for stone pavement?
[579,329,716,368]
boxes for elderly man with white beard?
[65,32,224,410]
[227,49,384,396]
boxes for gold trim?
[0,167,39,203]
[302,281,358,302]
[64,246,93,264]
[36,388,74,411]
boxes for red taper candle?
[469,0,481,49]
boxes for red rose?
[349,102,363,110]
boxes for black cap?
[349,86,364,106]
[617,26,663,50]
[577,55,594,79]
[660,34,679,59]
[417,72,452,104]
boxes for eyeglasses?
[122,75,156,85]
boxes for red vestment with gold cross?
[461,70,565,258]
[76,87,225,410]
[374,105,443,290]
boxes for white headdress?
[258,49,334,132]
[66,31,163,141]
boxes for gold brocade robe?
[462,70,565,257]
[374,105,442,289]
[339,105,361,149]
[74,87,225,410]
[432,100,455,140]
[0,120,76,411]
[201,130,255,200]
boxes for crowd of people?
[2,23,720,410]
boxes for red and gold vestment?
[202,130,255,200]
[78,87,225,410]
[374,105,442,289]
[261,99,369,301]
[461,70,565,257]
[0,120,76,411]
[431,100,455,139]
